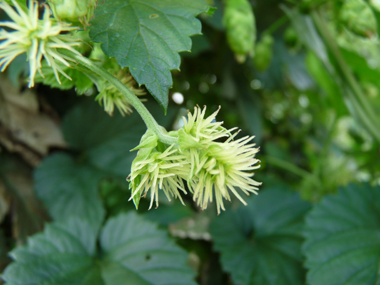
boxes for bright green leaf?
[89,0,210,111]
[34,153,105,231]
[303,183,380,285]
[210,186,311,285]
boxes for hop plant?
[223,0,256,63]
[0,0,82,87]
[128,106,262,214]
[179,106,261,214]
[128,130,190,210]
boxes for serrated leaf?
[89,0,209,111]
[100,212,196,285]
[210,186,311,285]
[34,153,105,231]
[2,218,103,285]
[303,183,380,285]
[2,213,196,285]
[62,100,177,176]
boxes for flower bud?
[253,34,274,72]
[223,0,256,63]
[48,0,97,25]
[340,0,377,38]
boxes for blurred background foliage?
[1,0,380,284]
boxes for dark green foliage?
[210,187,311,285]
[304,184,380,285]
[89,0,210,112]
[2,213,196,285]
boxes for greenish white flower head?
[128,106,261,214]
[128,130,189,210]
[0,0,82,87]
[179,106,261,214]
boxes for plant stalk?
[311,11,380,142]
[61,50,177,145]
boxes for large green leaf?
[210,187,311,285]
[2,213,196,285]
[303,183,380,285]
[34,153,105,231]
[89,0,209,111]
[2,218,102,285]
[100,212,196,285]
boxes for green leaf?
[305,51,348,117]
[303,183,380,285]
[89,0,210,111]
[34,153,105,231]
[62,100,177,177]
[2,218,103,285]
[100,212,196,285]
[1,213,197,284]
[210,186,311,285]
[282,7,330,67]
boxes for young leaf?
[89,0,210,112]
[34,153,105,231]
[210,186,311,285]
[303,183,380,285]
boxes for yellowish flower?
[0,0,81,87]
[179,106,261,214]
[128,130,189,209]
[95,69,145,116]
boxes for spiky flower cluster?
[95,68,145,116]
[0,0,81,87]
[129,106,261,214]
[128,130,189,209]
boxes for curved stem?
[61,50,177,145]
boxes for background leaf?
[34,153,105,231]
[303,183,380,285]
[2,213,196,285]
[210,186,311,285]
[1,218,103,285]
[89,0,209,111]
[100,212,197,285]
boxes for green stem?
[311,11,380,142]
[264,155,311,178]
[61,50,177,145]
[264,15,289,36]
